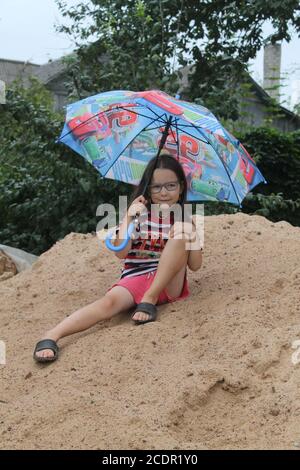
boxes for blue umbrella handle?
[105,217,137,252]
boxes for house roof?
[0,58,40,84]
[0,57,69,86]
[34,57,69,84]
[247,73,300,125]
[1,55,299,126]
[178,62,300,127]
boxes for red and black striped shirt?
[115,210,175,279]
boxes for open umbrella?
[58,89,266,249]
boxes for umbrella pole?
[141,116,173,197]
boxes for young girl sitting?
[33,153,203,363]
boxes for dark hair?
[128,153,188,214]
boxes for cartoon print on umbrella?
[58,89,267,206]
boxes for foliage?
[240,127,300,226]
[56,0,300,120]
[2,2,300,256]
[198,127,300,226]
[0,80,131,255]
[1,80,300,259]
[243,192,300,226]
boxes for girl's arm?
[186,216,203,272]
[187,242,203,271]
[169,216,203,271]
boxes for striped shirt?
[115,210,175,279]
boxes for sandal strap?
[34,339,58,355]
[133,302,157,319]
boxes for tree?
[0,79,131,254]
[56,0,300,119]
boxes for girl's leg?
[132,235,189,322]
[35,286,136,359]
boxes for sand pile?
[0,213,300,450]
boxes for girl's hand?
[169,215,201,243]
[127,195,148,218]
[168,221,195,241]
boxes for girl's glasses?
[149,181,179,193]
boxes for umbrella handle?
[104,219,137,252]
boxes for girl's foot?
[131,294,158,322]
[33,333,59,361]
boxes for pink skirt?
[106,269,190,305]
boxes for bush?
[240,127,300,226]
[196,126,300,226]
[1,81,299,257]
[0,80,131,255]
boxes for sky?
[0,0,299,110]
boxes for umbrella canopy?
[58,89,266,206]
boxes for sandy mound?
[0,213,300,450]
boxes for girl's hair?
[128,153,188,214]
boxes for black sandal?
[132,302,157,325]
[33,339,59,363]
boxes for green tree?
[240,127,300,226]
[56,0,300,119]
[0,79,131,254]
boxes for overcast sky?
[1,0,299,109]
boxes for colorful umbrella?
[58,89,266,207]
[58,90,266,206]
[58,89,267,251]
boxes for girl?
[33,153,203,362]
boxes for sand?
[0,212,300,450]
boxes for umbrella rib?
[144,105,171,123]
[174,118,180,160]
[117,105,167,125]
[174,120,241,206]
[192,125,241,206]
[174,123,209,145]
[169,125,177,148]
[101,116,164,178]
[143,125,167,132]
[141,113,168,130]
[173,122,216,129]
[59,104,151,141]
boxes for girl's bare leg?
[132,236,189,322]
[35,286,135,359]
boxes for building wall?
[263,44,281,103]
[0,59,40,86]
[239,95,300,132]
[1,58,299,130]
[46,76,69,111]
